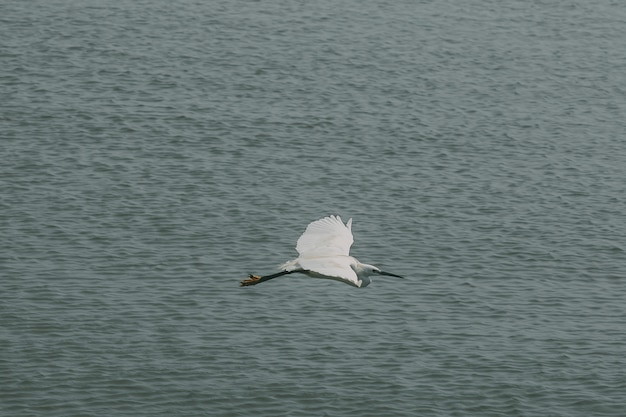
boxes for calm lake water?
[2,0,625,416]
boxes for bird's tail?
[279,258,299,272]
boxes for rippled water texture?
[2,0,625,416]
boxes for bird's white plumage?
[280,215,361,286]
[296,255,359,286]
[295,215,353,257]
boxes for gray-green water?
[2,1,625,416]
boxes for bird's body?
[280,254,374,287]
[241,215,403,288]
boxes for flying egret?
[240,215,403,288]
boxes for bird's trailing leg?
[240,270,294,287]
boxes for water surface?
[2,1,625,416]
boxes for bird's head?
[356,263,404,279]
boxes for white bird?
[240,215,403,288]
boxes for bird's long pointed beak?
[379,271,404,279]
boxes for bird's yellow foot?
[240,274,262,286]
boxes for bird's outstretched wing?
[295,215,353,257]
